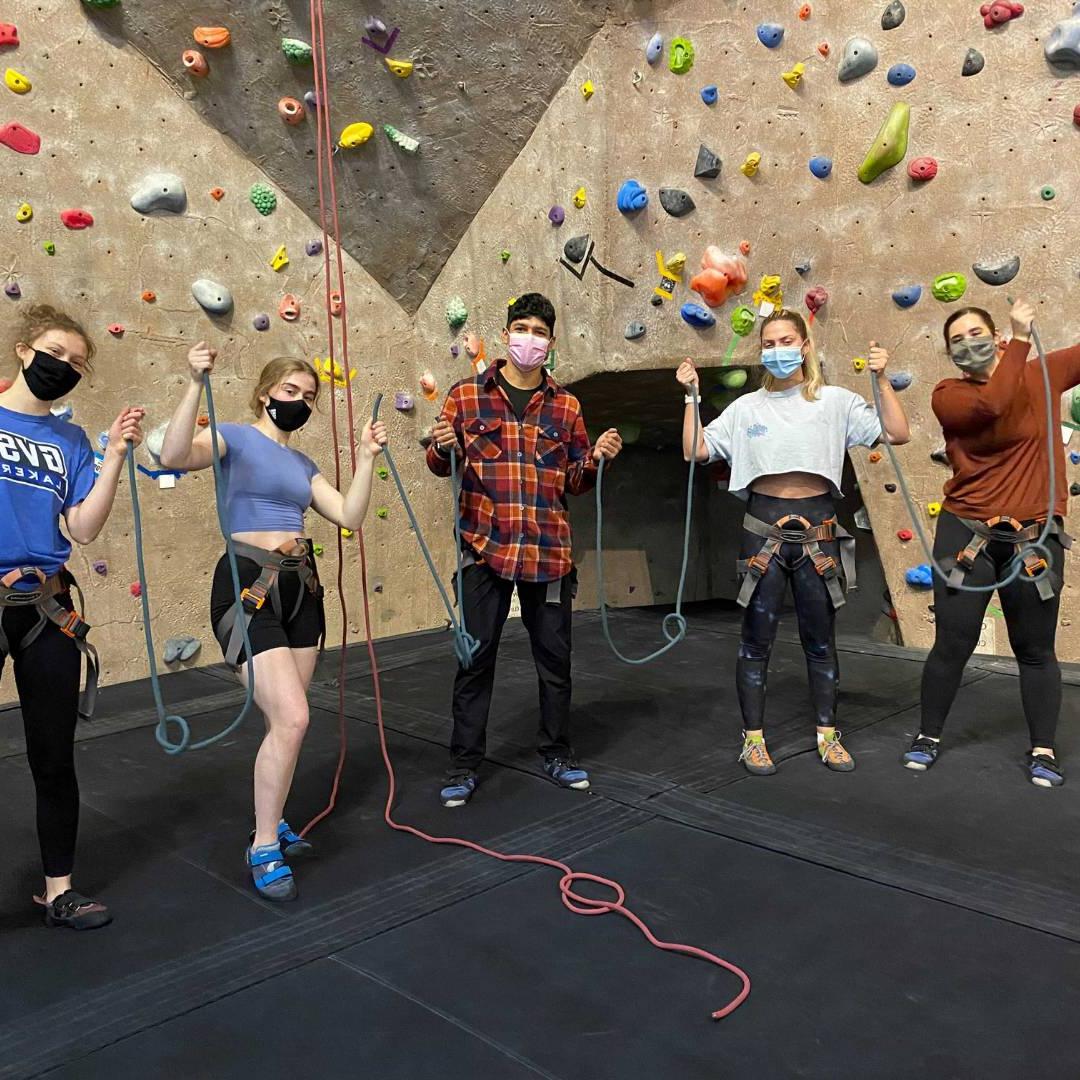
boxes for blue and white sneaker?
[1029,753,1064,788]
[440,771,478,808]
[544,758,590,790]
[903,736,940,771]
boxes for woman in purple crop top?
[161,343,386,902]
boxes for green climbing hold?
[1041,186,1056,201]
[42,240,55,255]
[931,273,967,303]
[446,296,468,329]
[1071,387,1080,427]
[376,465,389,480]
[249,182,277,216]
[669,37,695,75]
[857,102,910,184]
[720,369,748,390]
[730,305,757,336]
[281,38,313,63]
[376,507,389,520]
[500,249,511,263]
[384,124,420,154]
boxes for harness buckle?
[241,584,268,612]
[811,551,838,579]
[747,550,773,577]
[1022,553,1048,579]
[58,611,90,640]
[955,546,979,570]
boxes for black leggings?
[921,509,1064,748]
[736,492,841,733]
[1,596,82,878]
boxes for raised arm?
[676,358,710,463]
[309,420,387,529]
[158,342,226,472]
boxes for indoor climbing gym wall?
[3,0,1080,694]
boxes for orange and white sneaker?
[739,733,777,776]
[818,730,855,772]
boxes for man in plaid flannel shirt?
[426,294,622,807]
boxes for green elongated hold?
[857,102,910,184]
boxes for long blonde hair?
[249,357,320,416]
[759,309,823,401]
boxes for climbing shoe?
[249,820,313,859]
[903,736,940,771]
[1029,753,1065,788]
[544,758,591,790]
[739,733,777,776]
[440,771,479,808]
[246,842,297,901]
[36,890,112,931]
[818,730,855,772]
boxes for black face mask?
[23,349,83,402]
[265,396,312,432]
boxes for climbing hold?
[887,63,916,86]
[927,501,942,517]
[182,50,208,76]
[278,294,300,322]
[210,187,225,201]
[681,303,716,329]
[1041,186,1056,201]
[249,182,277,215]
[92,560,107,576]
[253,313,270,331]
[799,5,813,20]
[446,296,468,329]
[616,179,649,214]
[753,276,784,311]
[817,42,831,58]
[731,305,757,336]
[897,529,913,542]
[972,254,1020,286]
[130,172,187,215]
[809,155,833,179]
[384,124,420,153]
[270,245,289,272]
[908,156,938,181]
[376,465,389,480]
[932,273,968,302]
[50,403,74,422]
[375,507,389,520]
[141,290,156,303]
[108,324,124,337]
[130,583,142,598]
[563,235,590,264]
[701,84,718,105]
[282,38,314,63]
[15,202,31,222]
[888,371,913,391]
[5,68,30,94]
[838,37,879,82]
[1046,4,1080,66]
[690,249,749,308]
[795,259,812,276]
[191,279,233,316]
[981,3,1024,30]
[0,24,18,47]
[756,24,785,49]
[163,636,202,664]
[1072,482,1080,497]
[694,144,722,179]
[1071,451,1080,465]
[852,357,868,372]
[931,445,949,465]
[624,322,646,341]
[338,122,373,149]
[0,121,41,155]
[905,564,932,588]
[193,27,231,48]
[394,392,414,412]
[60,209,93,230]
[365,16,387,35]
[805,286,829,315]
[962,47,985,75]
[313,357,354,387]
[659,188,695,217]
[782,63,806,89]
[868,451,883,463]
[304,91,319,111]
[464,333,484,362]
[1074,103,1080,126]
[420,371,438,400]
[548,206,566,227]
[581,80,595,100]
[385,57,414,77]
[721,369,748,389]
[892,284,922,308]
[858,103,909,183]
[882,0,906,29]
[499,249,511,264]
[572,186,587,209]
[740,152,762,177]
[311,543,324,558]
[739,240,752,256]
[196,413,210,427]
[885,483,897,493]
[669,37,695,74]
[646,32,663,64]
[4,280,20,298]
[278,97,305,125]
[305,239,323,256]
[42,241,55,255]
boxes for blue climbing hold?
[809,155,833,179]
[1071,451,1080,465]
[646,32,663,65]
[616,179,649,214]
[701,84,718,105]
[887,62,916,86]
[888,371,913,392]
[905,564,933,588]
[892,284,922,308]
[757,23,785,49]
[681,303,716,329]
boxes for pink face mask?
[507,332,550,372]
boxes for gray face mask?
[949,336,997,373]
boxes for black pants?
[449,562,574,772]
[921,509,1064,748]
[736,492,840,733]
[1,596,81,878]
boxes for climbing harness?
[736,514,856,610]
[130,372,257,754]
[0,567,98,721]
[947,516,1071,600]
[594,386,699,664]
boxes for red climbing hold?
[908,156,938,181]
[897,529,913,542]
[108,324,125,337]
[0,23,18,47]
[130,582,142,598]
[60,209,94,230]
[1074,104,1080,127]
[805,285,829,316]
[0,121,41,156]
[980,2,1023,29]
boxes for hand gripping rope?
[595,385,700,663]
[869,301,1056,593]
[129,372,257,754]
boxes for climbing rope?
[594,386,700,663]
[130,372,257,755]
[869,302,1057,593]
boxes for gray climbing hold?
[972,254,1020,287]
[694,144,721,179]
[838,37,879,82]
[1046,3,1080,67]
[888,371,913,392]
[624,322,646,340]
[306,238,323,256]
[795,259,812,276]
[962,48,985,76]
[163,636,202,664]
[364,15,387,35]
[659,187,695,217]
[191,278,233,316]
[646,32,663,65]
[881,0,906,30]
[563,234,589,264]
[253,313,270,331]
[130,172,187,215]
[931,445,949,466]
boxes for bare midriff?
[749,471,831,499]
[231,530,307,552]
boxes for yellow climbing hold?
[385,58,414,78]
[270,245,289,272]
[740,152,762,177]
[340,527,354,539]
[314,356,356,388]
[16,202,32,223]
[852,357,868,372]
[338,122,374,149]
[664,252,687,276]
[781,62,805,89]
[927,501,942,518]
[572,186,587,209]
[581,80,595,99]
[5,68,31,94]
[753,275,783,310]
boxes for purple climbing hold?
[809,155,833,179]
[306,238,323,256]
[450,344,460,358]
[4,281,20,298]
[701,84,718,105]
[394,391,414,412]
[757,23,785,49]
[304,90,319,110]
[548,205,565,226]
[253,313,270,331]
[92,560,108,575]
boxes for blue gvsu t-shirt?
[0,405,96,583]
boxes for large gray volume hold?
[838,37,879,82]
[972,255,1020,287]
[191,279,234,315]
[131,172,188,214]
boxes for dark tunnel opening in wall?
[566,367,892,644]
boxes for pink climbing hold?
[0,121,41,156]
[0,23,18,47]
[60,209,94,230]
[1074,103,1080,127]
[980,2,1023,29]
[805,286,829,316]
[908,156,938,181]
[108,324,124,337]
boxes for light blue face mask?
[761,346,804,379]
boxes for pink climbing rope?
[300,0,751,1020]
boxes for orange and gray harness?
[948,516,1070,601]
[0,567,99,721]
[736,514,856,610]
[213,540,323,668]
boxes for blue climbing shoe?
[903,736,940,771]
[1029,753,1064,788]
[246,842,297,901]
[440,771,478,808]
[277,820,313,858]
[544,758,591,790]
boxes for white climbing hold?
[130,172,188,215]
[191,278,233,315]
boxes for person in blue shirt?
[1,304,144,931]
[161,343,386,901]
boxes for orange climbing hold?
[329,290,343,317]
[197,413,210,427]
[799,4,812,19]
[278,97,305,124]
[182,49,208,76]
[868,450,882,463]
[210,187,225,200]
[689,248,749,308]
[817,41,830,57]
[193,27,231,49]
[141,290,156,303]
[278,294,300,322]
[739,240,752,256]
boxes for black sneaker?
[1029,753,1064,788]
[37,889,112,930]
[440,770,479,807]
[903,736,940,771]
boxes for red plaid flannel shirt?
[425,360,599,583]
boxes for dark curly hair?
[506,293,556,334]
